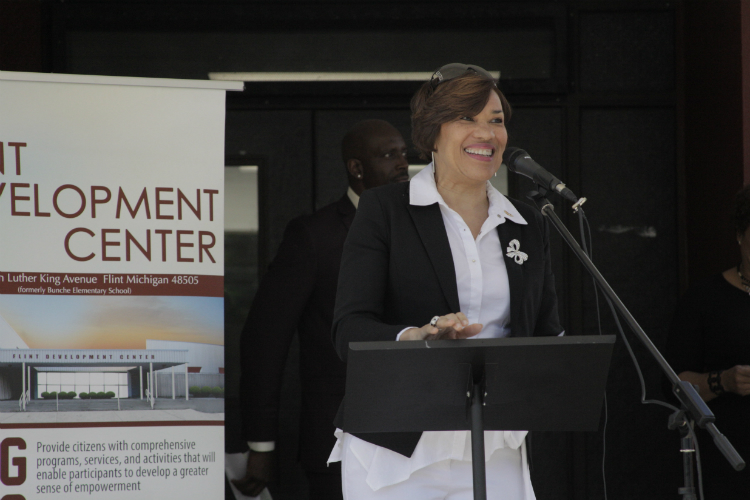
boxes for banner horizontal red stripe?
[0,272,223,297]
[0,420,224,429]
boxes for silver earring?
[357,174,361,179]
[431,151,435,166]
[494,171,497,177]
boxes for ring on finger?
[429,316,440,327]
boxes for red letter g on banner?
[1,437,26,486]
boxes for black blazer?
[240,194,354,472]
[332,181,562,457]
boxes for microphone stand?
[526,188,745,499]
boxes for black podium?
[342,335,615,500]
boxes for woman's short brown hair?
[410,73,512,159]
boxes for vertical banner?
[0,71,243,499]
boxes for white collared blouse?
[409,162,527,339]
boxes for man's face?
[359,130,409,189]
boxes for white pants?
[341,435,526,500]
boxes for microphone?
[502,147,579,203]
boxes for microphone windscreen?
[502,147,530,173]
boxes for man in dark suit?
[232,119,409,499]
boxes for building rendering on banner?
[0,312,29,399]
[0,312,224,406]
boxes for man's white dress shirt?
[329,164,535,499]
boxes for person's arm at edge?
[233,217,318,496]
[239,217,317,441]
[660,283,750,403]
[678,367,750,402]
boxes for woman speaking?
[328,63,564,500]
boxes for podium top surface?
[0,71,245,91]
[349,334,615,352]
[344,335,616,433]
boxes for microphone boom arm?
[526,189,745,474]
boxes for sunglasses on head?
[429,63,498,90]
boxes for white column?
[27,365,31,401]
[149,362,153,403]
[185,364,189,401]
[154,367,158,399]
[171,366,175,400]
[22,362,26,411]
[139,366,143,400]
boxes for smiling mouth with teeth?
[464,147,494,157]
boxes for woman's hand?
[721,365,750,396]
[399,312,483,341]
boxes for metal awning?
[0,349,187,369]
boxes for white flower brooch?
[506,239,528,265]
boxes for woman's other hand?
[399,312,483,341]
[722,365,750,396]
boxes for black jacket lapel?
[407,203,461,313]
[335,193,356,231]
[496,221,524,337]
